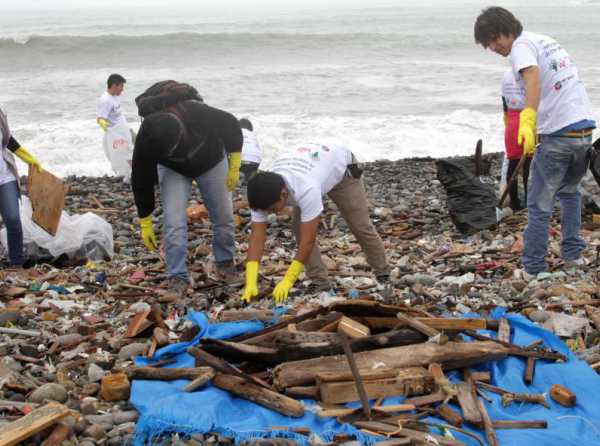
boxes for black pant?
[507,157,532,210]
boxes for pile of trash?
[1,153,600,445]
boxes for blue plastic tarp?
[131,308,600,445]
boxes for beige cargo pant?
[292,172,388,284]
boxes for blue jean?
[158,157,235,280]
[522,135,591,274]
[0,180,24,266]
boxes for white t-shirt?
[241,128,262,164]
[510,31,595,134]
[0,128,17,187]
[97,91,128,128]
[251,143,352,223]
[501,69,525,111]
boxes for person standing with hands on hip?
[475,7,595,279]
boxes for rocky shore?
[1,152,599,445]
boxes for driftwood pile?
[122,299,569,446]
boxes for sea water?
[0,0,599,176]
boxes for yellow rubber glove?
[139,216,158,251]
[241,261,259,303]
[226,152,242,192]
[98,118,109,131]
[518,107,537,156]
[272,260,304,304]
[15,147,42,172]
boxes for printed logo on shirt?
[311,151,320,161]
[549,58,569,73]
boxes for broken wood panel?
[202,328,426,366]
[316,368,398,383]
[273,341,511,389]
[28,167,67,236]
[212,374,304,417]
[318,367,433,404]
[0,402,71,446]
[456,382,482,426]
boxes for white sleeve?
[297,188,323,222]
[250,209,268,223]
[97,97,111,119]
[511,39,538,75]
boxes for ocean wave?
[0,31,468,53]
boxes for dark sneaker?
[158,276,190,302]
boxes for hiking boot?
[158,276,190,302]
[215,260,237,283]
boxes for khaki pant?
[292,173,388,284]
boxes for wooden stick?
[524,357,536,385]
[183,369,216,392]
[477,398,499,446]
[493,420,548,429]
[474,139,483,177]
[498,153,526,208]
[497,318,511,343]
[396,312,447,344]
[339,332,371,418]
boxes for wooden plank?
[318,367,433,404]
[363,317,486,331]
[456,382,482,426]
[212,374,304,417]
[316,368,398,383]
[396,312,442,340]
[0,402,70,446]
[124,366,213,381]
[27,167,67,236]
[498,318,511,343]
[273,341,511,389]
[338,316,370,339]
[285,385,320,399]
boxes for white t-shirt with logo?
[501,69,525,111]
[510,31,595,134]
[0,128,16,187]
[97,91,128,128]
[241,128,262,164]
[251,143,352,223]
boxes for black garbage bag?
[436,157,498,235]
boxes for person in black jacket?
[131,99,242,296]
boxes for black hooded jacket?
[131,100,242,217]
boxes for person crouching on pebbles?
[241,142,389,304]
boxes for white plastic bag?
[0,197,114,261]
[103,123,134,180]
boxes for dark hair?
[107,73,127,88]
[239,118,253,131]
[247,171,285,210]
[474,7,523,47]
